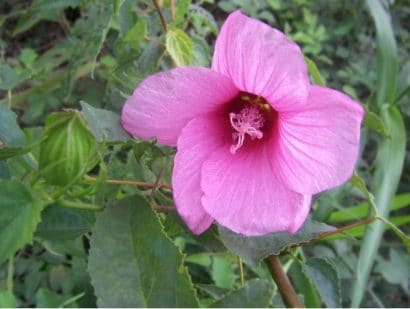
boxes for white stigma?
[229,106,265,154]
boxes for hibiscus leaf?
[0,106,26,147]
[209,279,273,308]
[166,28,193,66]
[0,179,44,264]
[88,195,199,307]
[80,101,130,142]
[35,204,95,241]
[218,218,335,265]
[302,258,341,308]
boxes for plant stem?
[152,0,167,33]
[7,256,14,292]
[315,216,377,241]
[153,205,176,212]
[238,256,245,287]
[170,0,176,21]
[265,255,303,308]
[7,90,11,109]
[58,199,104,211]
[85,175,171,190]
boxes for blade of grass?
[351,1,406,306]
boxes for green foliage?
[166,28,194,66]
[80,101,129,142]
[0,180,43,264]
[218,219,334,265]
[210,279,273,308]
[0,0,408,307]
[88,195,198,307]
[302,258,341,308]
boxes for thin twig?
[7,256,14,292]
[153,205,176,212]
[85,175,172,190]
[238,256,245,287]
[170,0,176,21]
[265,255,303,308]
[7,90,11,109]
[151,158,167,198]
[315,216,377,241]
[152,0,167,33]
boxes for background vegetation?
[0,0,408,307]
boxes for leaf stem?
[7,256,14,292]
[85,175,171,190]
[238,256,245,287]
[315,216,377,241]
[265,255,303,308]
[58,199,104,211]
[170,0,176,21]
[7,90,12,109]
[152,0,167,33]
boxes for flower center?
[229,106,265,154]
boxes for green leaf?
[0,180,43,264]
[303,258,341,308]
[0,289,17,308]
[210,279,273,308]
[166,29,193,66]
[0,161,10,179]
[0,107,26,147]
[39,110,97,186]
[113,0,125,14]
[211,255,236,289]
[218,218,334,265]
[289,261,321,308]
[122,19,147,50]
[80,101,129,142]
[35,205,95,241]
[88,195,198,307]
[0,65,22,90]
[352,106,406,306]
[304,57,326,86]
[329,192,410,223]
[375,249,410,292]
[363,110,390,137]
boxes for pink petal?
[173,115,231,234]
[121,67,238,146]
[271,86,365,195]
[201,144,311,236]
[212,11,310,112]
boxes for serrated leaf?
[0,107,26,147]
[302,258,341,308]
[166,29,193,66]
[88,195,198,307]
[0,180,43,264]
[218,218,335,265]
[0,289,16,308]
[39,110,97,186]
[122,19,146,50]
[289,261,321,308]
[80,101,129,142]
[35,204,95,241]
[363,110,390,137]
[210,279,273,308]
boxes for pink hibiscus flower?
[121,11,364,236]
